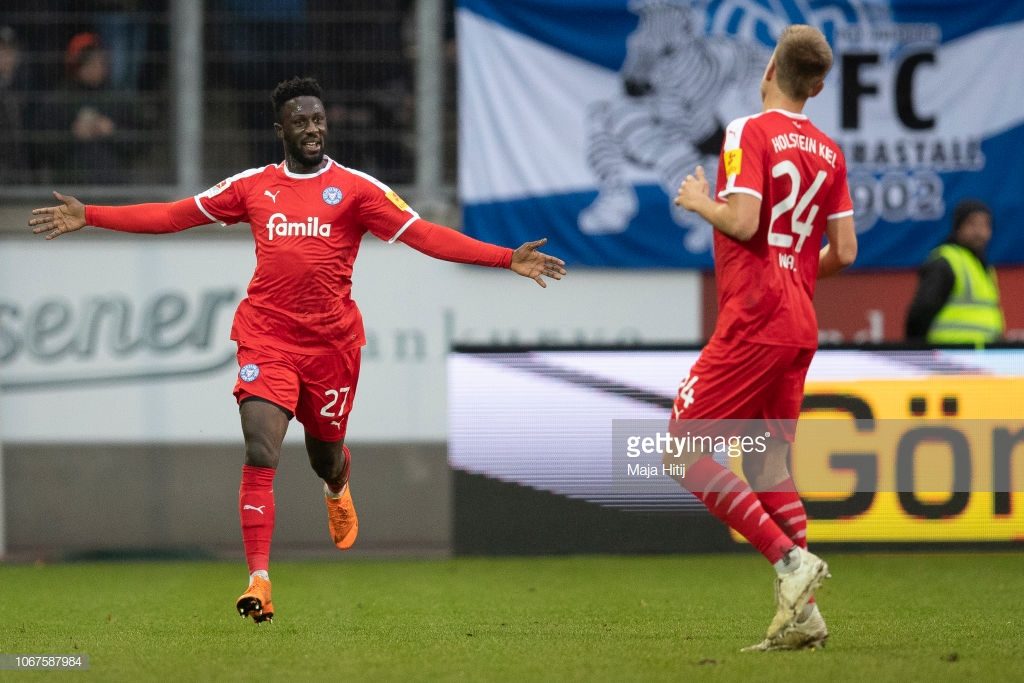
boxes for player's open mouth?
[302,140,321,152]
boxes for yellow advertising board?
[736,378,1024,542]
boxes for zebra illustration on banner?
[458,0,1024,268]
[579,0,766,252]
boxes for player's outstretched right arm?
[30,190,210,240]
[29,191,87,240]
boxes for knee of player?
[743,442,792,490]
[740,454,763,483]
[244,438,281,469]
[309,457,343,481]
[306,439,346,481]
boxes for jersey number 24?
[767,160,827,253]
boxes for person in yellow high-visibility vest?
[905,199,1004,346]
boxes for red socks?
[239,465,276,573]
[682,457,794,564]
[757,477,814,603]
[756,478,808,548]
[325,445,352,495]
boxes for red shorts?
[233,343,361,442]
[670,337,814,442]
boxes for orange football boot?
[252,601,274,624]
[236,575,274,623]
[324,482,359,549]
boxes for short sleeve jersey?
[195,157,420,353]
[713,110,854,349]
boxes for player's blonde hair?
[774,25,833,100]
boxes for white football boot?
[742,603,829,652]
[765,547,830,641]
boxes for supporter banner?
[701,267,1024,343]
[459,0,1024,268]
[0,239,697,443]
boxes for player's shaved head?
[272,76,323,122]
[773,25,833,100]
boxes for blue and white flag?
[458,0,1024,268]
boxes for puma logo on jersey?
[264,189,280,203]
[266,213,332,241]
[330,420,342,428]
[243,504,266,515]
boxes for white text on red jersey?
[266,212,332,241]
[769,133,838,168]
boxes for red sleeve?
[353,174,420,241]
[717,116,765,202]
[85,198,210,234]
[194,171,253,225]
[398,220,513,268]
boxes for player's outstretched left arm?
[510,238,566,288]
[397,220,566,288]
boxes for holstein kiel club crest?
[322,186,343,205]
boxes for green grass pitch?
[2,553,1022,681]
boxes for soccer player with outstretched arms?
[30,76,566,624]
[670,25,857,651]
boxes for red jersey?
[195,157,420,354]
[712,109,853,349]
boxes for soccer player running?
[669,26,856,650]
[29,76,567,624]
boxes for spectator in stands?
[87,0,150,91]
[0,25,31,183]
[43,32,144,184]
[905,199,1004,346]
